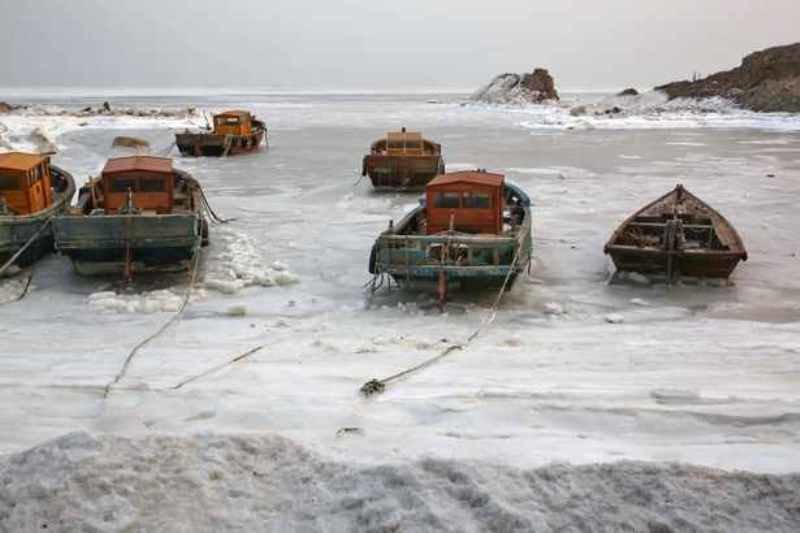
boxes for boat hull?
[0,165,76,267]
[604,185,747,280]
[175,128,266,157]
[606,246,744,279]
[363,155,445,190]
[53,213,202,275]
[371,206,532,292]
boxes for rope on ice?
[359,236,525,396]
[103,240,203,399]
[171,344,267,390]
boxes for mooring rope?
[103,239,203,399]
[360,234,526,396]
[171,343,267,390]
[0,217,53,278]
[197,184,236,225]
[13,267,34,302]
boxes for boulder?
[617,88,639,96]
[569,105,587,116]
[472,67,559,104]
[0,102,12,114]
[112,136,150,150]
[655,42,800,112]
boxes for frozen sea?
[1,89,800,531]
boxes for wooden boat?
[604,184,747,280]
[53,156,208,278]
[176,110,266,157]
[369,170,532,302]
[0,152,76,268]
[362,128,445,190]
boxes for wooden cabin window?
[462,192,491,209]
[434,192,460,208]
[0,173,20,190]
[140,178,166,192]
[110,178,138,193]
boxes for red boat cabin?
[0,152,54,215]
[101,156,175,214]
[425,171,504,234]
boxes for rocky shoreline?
[0,100,199,119]
[656,42,800,113]
[472,42,800,113]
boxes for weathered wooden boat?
[604,184,747,280]
[53,156,208,278]
[176,110,266,157]
[0,152,76,268]
[369,170,532,302]
[362,128,445,190]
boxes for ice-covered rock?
[472,68,559,105]
[605,313,625,324]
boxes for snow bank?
[1,432,799,532]
[203,229,299,294]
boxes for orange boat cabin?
[425,171,504,235]
[101,156,175,214]
[213,110,254,136]
[0,152,54,215]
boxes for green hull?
[371,207,532,289]
[54,213,202,275]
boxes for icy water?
[1,91,800,482]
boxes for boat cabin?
[426,171,504,234]
[0,152,53,215]
[213,110,254,136]
[101,156,175,214]
[371,128,440,156]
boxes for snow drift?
[1,432,799,532]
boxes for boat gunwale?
[603,184,748,260]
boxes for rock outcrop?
[617,88,639,97]
[472,68,559,104]
[655,43,800,112]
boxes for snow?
[1,90,799,526]
[1,432,799,532]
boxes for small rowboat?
[362,128,445,190]
[0,153,76,268]
[176,110,266,157]
[604,184,747,280]
[369,170,532,303]
[54,156,208,279]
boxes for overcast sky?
[2,0,798,91]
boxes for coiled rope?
[360,235,526,396]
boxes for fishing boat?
[53,156,208,278]
[369,170,532,303]
[175,110,266,157]
[362,128,445,190]
[604,184,747,280]
[0,152,76,269]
